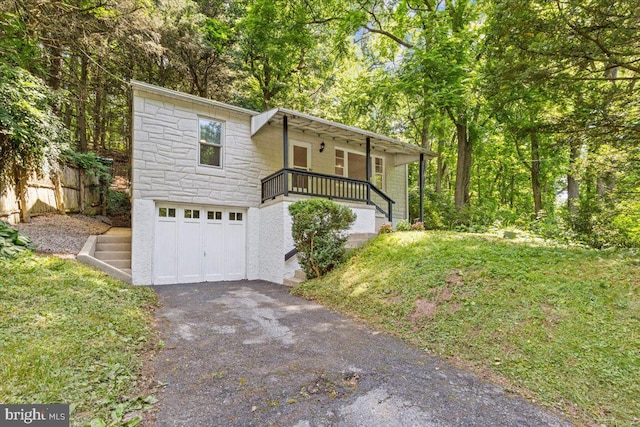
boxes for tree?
[484,0,640,240]
[331,0,485,211]
[234,0,337,110]
[0,65,69,221]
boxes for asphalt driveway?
[151,281,573,427]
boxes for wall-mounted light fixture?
[319,141,325,153]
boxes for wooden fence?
[0,164,106,224]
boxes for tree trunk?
[77,56,89,152]
[530,131,543,216]
[15,167,29,223]
[567,139,580,213]
[509,174,515,208]
[93,67,104,151]
[436,133,454,194]
[454,123,471,210]
[48,44,63,116]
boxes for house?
[130,81,437,285]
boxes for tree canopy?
[0,0,638,247]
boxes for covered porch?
[252,108,438,223]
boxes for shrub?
[0,221,34,258]
[60,150,112,184]
[289,199,356,279]
[378,223,393,234]
[411,221,425,231]
[107,189,131,217]
[396,220,411,231]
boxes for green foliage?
[0,221,34,258]
[395,220,411,231]
[235,0,338,110]
[566,196,640,249]
[409,187,457,230]
[0,12,41,69]
[411,221,424,231]
[289,199,356,279]
[60,150,112,183]
[293,231,640,426]
[0,254,157,425]
[377,223,393,234]
[107,189,131,217]
[0,64,69,189]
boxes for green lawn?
[0,254,157,426]
[292,231,640,426]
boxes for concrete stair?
[78,228,132,283]
[94,233,131,270]
[346,232,376,248]
[283,269,307,287]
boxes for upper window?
[199,118,223,168]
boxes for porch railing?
[261,168,394,221]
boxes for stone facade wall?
[132,91,277,207]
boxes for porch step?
[346,233,376,248]
[284,277,304,287]
[284,269,307,287]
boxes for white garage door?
[153,205,246,284]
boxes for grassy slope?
[0,254,157,426]
[292,231,640,426]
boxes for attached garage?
[153,205,246,284]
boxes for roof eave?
[251,107,438,157]
[131,80,259,117]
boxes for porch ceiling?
[251,108,438,159]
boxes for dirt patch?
[409,272,465,323]
[446,272,464,286]
[14,213,111,256]
[408,299,438,322]
[384,295,404,305]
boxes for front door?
[291,142,311,190]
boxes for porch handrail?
[261,168,395,221]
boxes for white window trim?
[198,117,225,170]
[289,140,312,171]
[334,147,385,188]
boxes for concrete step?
[97,235,131,244]
[283,277,304,287]
[103,259,131,269]
[105,227,132,235]
[95,242,131,252]
[94,251,131,261]
[346,233,376,248]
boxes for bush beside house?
[289,199,356,279]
